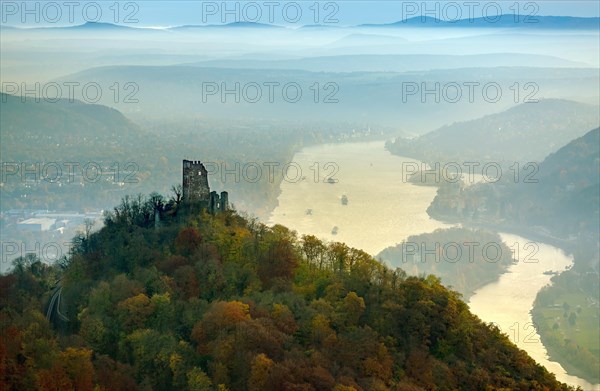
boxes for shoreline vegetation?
[532,306,600,384]
[530,240,600,384]
[376,227,515,301]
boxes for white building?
[17,218,56,232]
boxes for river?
[469,233,599,391]
[268,141,452,255]
[268,140,599,390]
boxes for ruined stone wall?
[182,160,228,213]
[182,160,210,204]
[220,191,229,212]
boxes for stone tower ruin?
[182,160,228,213]
[182,160,210,204]
[209,191,229,213]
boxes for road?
[46,281,69,323]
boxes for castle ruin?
[182,160,228,213]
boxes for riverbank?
[532,305,600,385]
[430,215,579,257]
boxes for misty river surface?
[268,141,452,254]
[269,141,598,390]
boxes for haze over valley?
[1,2,599,390]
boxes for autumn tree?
[175,227,203,256]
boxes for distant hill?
[6,15,599,30]
[56,66,599,131]
[539,126,600,185]
[0,92,145,161]
[7,21,147,31]
[63,21,138,30]
[0,93,164,210]
[364,15,600,29]
[187,53,586,73]
[427,127,600,236]
[172,21,284,30]
[387,99,600,164]
[530,127,600,227]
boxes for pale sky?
[1,0,599,27]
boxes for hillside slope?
[387,99,599,164]
[0,196,578,390]
[0,92,146,161]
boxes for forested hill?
[0,196,578,390]
[427,127,599,237]
[537,127,600,202]
[386,99,599,164]
[0,92,146,161]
